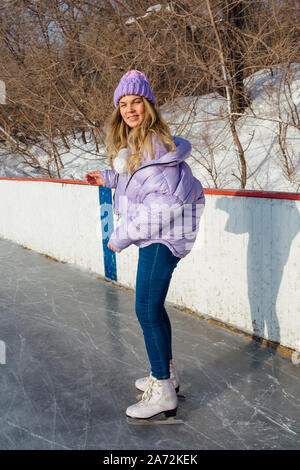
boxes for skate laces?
[141,376,157,403]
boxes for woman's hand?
[85,170,103,186]
[107,243,118,253]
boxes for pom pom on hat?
[113,147,131,175]
[113,70,156,108]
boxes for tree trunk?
[222,0,250,116]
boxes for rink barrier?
[0,176,299,353]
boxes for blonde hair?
[106,97,175,174]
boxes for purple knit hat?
[113,70,156,108]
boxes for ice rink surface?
[0,238,299,450]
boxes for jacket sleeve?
[100,169,119,189]
[108,191,183,253]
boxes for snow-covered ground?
[1,64,299,192]
[163,63,300,191]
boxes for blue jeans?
[135,243,181,380]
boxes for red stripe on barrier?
[0,177,299,200]
[204,188,300,200]
[0,176,88,185]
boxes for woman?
[85,70,205,421]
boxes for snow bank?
[162,63,300,192]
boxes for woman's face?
[119,95,145,128]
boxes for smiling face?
[119,95,145,128]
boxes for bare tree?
[0,0,299,187]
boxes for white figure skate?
[126,376,183,425]
[135,364,180,393]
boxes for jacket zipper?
[112,173,119,218]
[125,160,178,192]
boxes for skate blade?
[126,416,184,426]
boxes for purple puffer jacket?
[100,136,205,258]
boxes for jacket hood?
[140,135,192,169]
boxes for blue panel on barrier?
[98,186,117,281]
